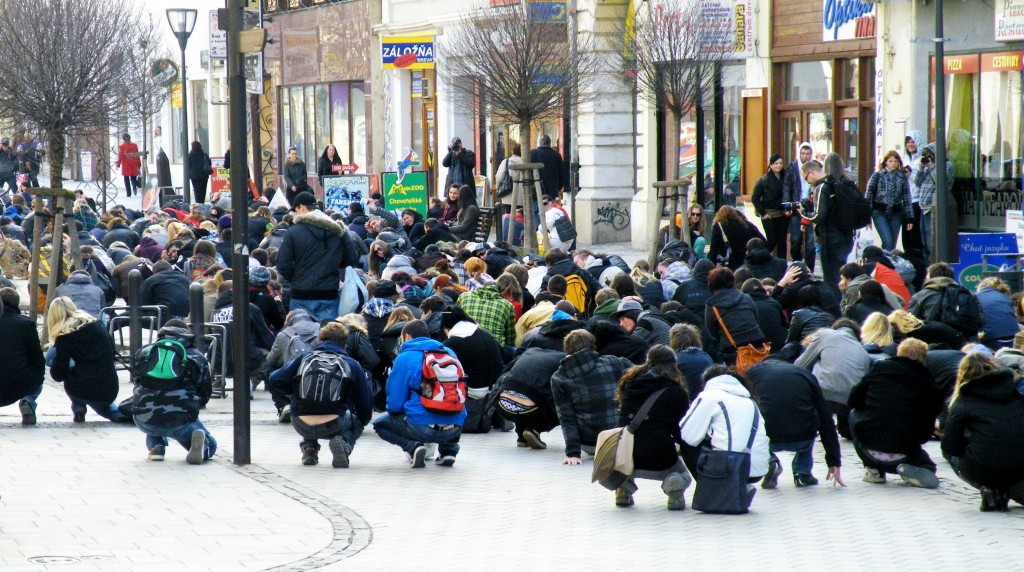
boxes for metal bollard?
[128,269,142,364]
[189,282,206,353]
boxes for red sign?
[942,55,979,75]
[981,52,1023,73]
[340,163,359,174]
[211,167,231,195]
[142,189,157,211]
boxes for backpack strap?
[711,306,738,348]
[626,387,668,434]
[715,401,732,450]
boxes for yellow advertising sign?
[171,82,183,109]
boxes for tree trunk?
[520,119,538,254]
[48,132,66,189]
[648,110,682,267]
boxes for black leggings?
[123,175,140,196]
[191,178,209,204]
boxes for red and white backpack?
[417,350,467,414]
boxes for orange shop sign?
[981,51,1023,72]
[931,55,979,75]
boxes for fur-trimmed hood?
[294,209,349,237]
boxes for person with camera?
[442,136,476,193]
[16,131,43,188]
[800,157,855,296]
[784,142,815,270]
[865,151,913,251]
[914,143,955,264]
[0,137,20,197]
[751,154,789,258]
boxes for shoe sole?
[411,447,426,468]
[437,456,456,467]
[148,454,165,461]
[302,456,318,466]
[278,410,291,424]
[330,439,349,469]
[615,497,634,507]
[186,430,206,465]
[522,431,546,450]
[897,466,939,489]
[19,401,35,426]
[761,463,782,490]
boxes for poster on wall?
[323,175,370,213]
[381,171,428,216]
[951,232,1020,292]
[996,0,1024,42]
[822,0,876,42]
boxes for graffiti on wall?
[595,202,630,230]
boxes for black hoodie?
[738,248,788,282]
[848,357,943,453]
[519,319,590,353]
[705,288,765,350]
[672,259,715,315]
[617,372,690,471]
[591,321,648,365]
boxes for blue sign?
[529,1,567,23]
[381,36,435,70]
[951,232,1020,292]
[823,0,875,41]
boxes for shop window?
[783,61,833,102]
[839,59,859,100]
[331,84,350,164]
[315,85,330,164]
[281,82,368,176]
[352,83,367,171]
[192,81,209,153]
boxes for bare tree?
[622,0,730,258]
[439,1,600,251]
[0,0,153,189]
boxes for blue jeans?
[292,412,364,449]
[135,419,217,459]
[21,384,42,407]
[372,412,462,457]
[290,298,338,322]
[788,217,815,271]
[872,211,903,252]
[818,238,854,300]
[920,211,932,263]
[71,398,128,422]
[769,439,815,475]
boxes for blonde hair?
[335,312,369,336]
[896,338,928,364]
[860,312,894,347]
[46,296,96,341]
[629,265,656,285]
[385,306,415,330]
[464,257,487,279]
[951,352,1002,405]
[888,310,923,334]
[977,277,1011,295]
[496,273,522,301]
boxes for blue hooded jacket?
[386,336,468,426]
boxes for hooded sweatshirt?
[260,310,320,372]
[680,374,771,478]
[704,288,764,350]
[904,130,923,203]
[660,261,691,300]
[385,336,467,426]
[672,259,714,315]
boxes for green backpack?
[136,339,191,390]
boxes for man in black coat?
[848,338,945,488]
[747,357,844,488]
[441,136,475,190]
[140,261,191,320]
[0,287,44,425]
[101,219,140,250]
[530,134,565,197]
[277,192,360,322]
[540,248,602,316]
[737,238,788,282]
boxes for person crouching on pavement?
[131,321,216,464]
[269,322,371,468]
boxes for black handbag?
[691,401,761,515]
[553,215,577,242]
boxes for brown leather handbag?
[712,306,770,373]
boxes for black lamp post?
[167,8,197,205]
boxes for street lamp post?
[167,8,197,205]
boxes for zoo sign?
[382,37,435,70]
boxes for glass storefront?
[930,52,1023,231]
[280,81,368,174]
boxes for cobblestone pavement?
[3,373,1024,572]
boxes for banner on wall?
[381,171,428,216]
[822,0,875,42]
[996,0,1024,42]
[951,232,1020,292]
[323,175,370,213]
[381,36,435,70]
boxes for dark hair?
[797,284,823,309]
[859,279,884,300]
[746,237,766,251]
[190,140,203,153]
[511,142,522,156]
[616,345,685,400]
[769,153,783,165]
[545,248,569,267]
[927,262,955,279]
[457,184,478,211]
[839,263,866,280]
[547,274,568,296]
[440,306,474,330]
[152,260,172,273]
[609,273,637,298]
[320,145,340,163]
[0,286,20,308]
[554,300,577,315]
[701,364,732,383]
[420,295,448,315]
[251,248,268,267]
[740,278,764,293]
[707,267,735,293]
[660,300,682,312]
[733,267,753,285]
[832,318,862,338]
[401,319,431,339]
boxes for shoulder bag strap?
[715,401,732,450]
[717,222,730,245]
[745,405,761,452]
[626,387,668,434]
[711,305,738,348]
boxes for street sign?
[381,171,428,216]
[210,10,227,59]
[339,163,359,174]
[150,59,179,87]
[529,1,568,23]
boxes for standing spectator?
[316,144,343,189]
[865,151,913,251]
[283,147,310,206]
[708,205,765,269]
[442,136,475,191]
[784,142,815,270]
[0,138,19,196]
[447,184,480,242]
[530,134,565,198]
[902,131,925,255]
[751,154,789,258]
[748,357,844,489]
[115,133,142,198]
[187,141,212,204]
[941,352,1024,511]
[277,191,359,322]
[0,288,45,425]
[495,142,522,209]
[16,131,43,188]
[800,158,855,297]
[612,345,693,509]
[269,322,371,468]
[47,297,128,423]
[372,320,465,468]
[914,143,955,263]
[848,339,944,488]
[550,330,633,466]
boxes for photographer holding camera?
[442,136,476,193]
[913,143,954,264]
[751,154,789,258]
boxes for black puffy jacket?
[787,307,835,344]
[848,357,944,453]
[277,210,359,300]
[0,303,44,407]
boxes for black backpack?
[935,283,983,335]
[297,350,352,410]
[659,239,696,267]
[637,279,665,310]
[829,179,872,232]
[498,159,514,197]
[135,339,193,391]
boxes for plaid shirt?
[550,350,633,457]
[457,284,515,346]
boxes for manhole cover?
[27,556,79,565]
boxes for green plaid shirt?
[457,285,516,346]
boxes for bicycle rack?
[101,305,169,371]
[203,323,230,398]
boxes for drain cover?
[27,556,79,565]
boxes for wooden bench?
[475,206,494,243]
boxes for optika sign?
[822,0,875,42]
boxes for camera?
[920,156,932,166]
[780,201,800,211]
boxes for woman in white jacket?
[679,366,771,506]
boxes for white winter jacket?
[679,374,771,478]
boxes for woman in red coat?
[115,133,142,197]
